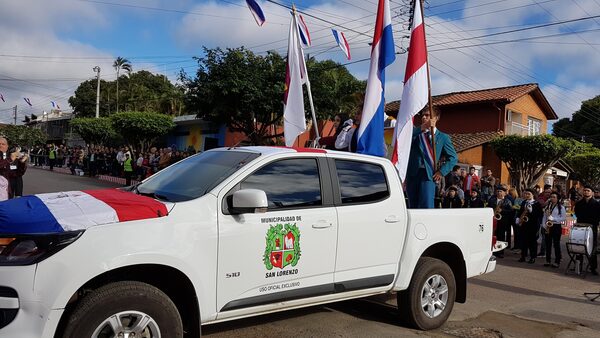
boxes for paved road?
[22,166,120,195]
[20,168,600,337]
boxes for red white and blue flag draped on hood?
[0,189,168,234]
[283,10,309,147]
[356,0,396,157]
[391,0,429,180]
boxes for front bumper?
[0,265,61,338]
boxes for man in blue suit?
[406,106,458,208]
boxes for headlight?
[0,231,83,266]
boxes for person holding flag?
[391,0,456,209]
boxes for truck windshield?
[136,150,259,202]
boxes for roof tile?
[450,131,504,152]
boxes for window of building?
[335,160,389,204]
[241,158,322,209]
[527,117,542,136]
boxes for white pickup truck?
[0,146,497,338]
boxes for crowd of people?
[29,144,197,186]
[440,167,599,275]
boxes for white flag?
[283,11,309,147]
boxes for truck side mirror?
[231,189,268,214]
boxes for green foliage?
[306,59,366,119]
[552,94,600,147]
[566,145,600,188]
[0,125,47,147]
[110,111,175,151]
[181,47,364,145]
[69,70,185,117]
[490,134,578,193]
[70,117,116,145]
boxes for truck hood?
[0,189,169,234]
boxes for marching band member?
[488,186,513,258]
[541,192,566,268]
[517,188,543,264]
[574,185,600,275]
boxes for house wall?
[455,144,509,187]
[506,94,548,134]
[436,103,502,134]
[457,146,482,166]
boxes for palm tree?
[113,56,132,114]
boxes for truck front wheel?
[398,257,456,330]
[62,281,184,338]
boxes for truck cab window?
[335,160,389,204]
[241,158,322,210]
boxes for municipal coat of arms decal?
[263,223,301,270]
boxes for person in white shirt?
[541,192,566,268]
[335,113,360,152]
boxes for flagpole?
[420,0,436,171]
[292,5,320,147]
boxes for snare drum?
[567,225,594,255]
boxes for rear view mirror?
[231,189,268,214]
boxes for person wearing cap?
[517,188,543,264]
[442,186,462,208]
[464,189,484,208]
[406,106,458,209]
[574,185,599,275]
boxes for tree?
[70,117,116,145]
[181,47,286,145]
[69,70,184,117]
[0,125,47,147]
[306,59,366,119]
[569,152,600,189]
[490,135,579,194]
[69,79,112,117]
[113,56,132,114]
[552,94,600,147]
[110,111,175,151]
[181,47,364,145]
[565,143,600,188]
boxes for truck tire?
[62,281,184,338]
[397,257,456,330]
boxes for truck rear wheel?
[398,257,456,330]
[62,281,184,338]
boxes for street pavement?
[23,166,120,195]
[20,168,600,337]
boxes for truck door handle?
[385,215,401,223]
[312,221,332,229]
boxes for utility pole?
[93,66,101,118]
[13,105,17,125]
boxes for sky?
[1,0,600,129]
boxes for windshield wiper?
[137,191,170,201]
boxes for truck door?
[331,159,406,288]
[216,157,338,315]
